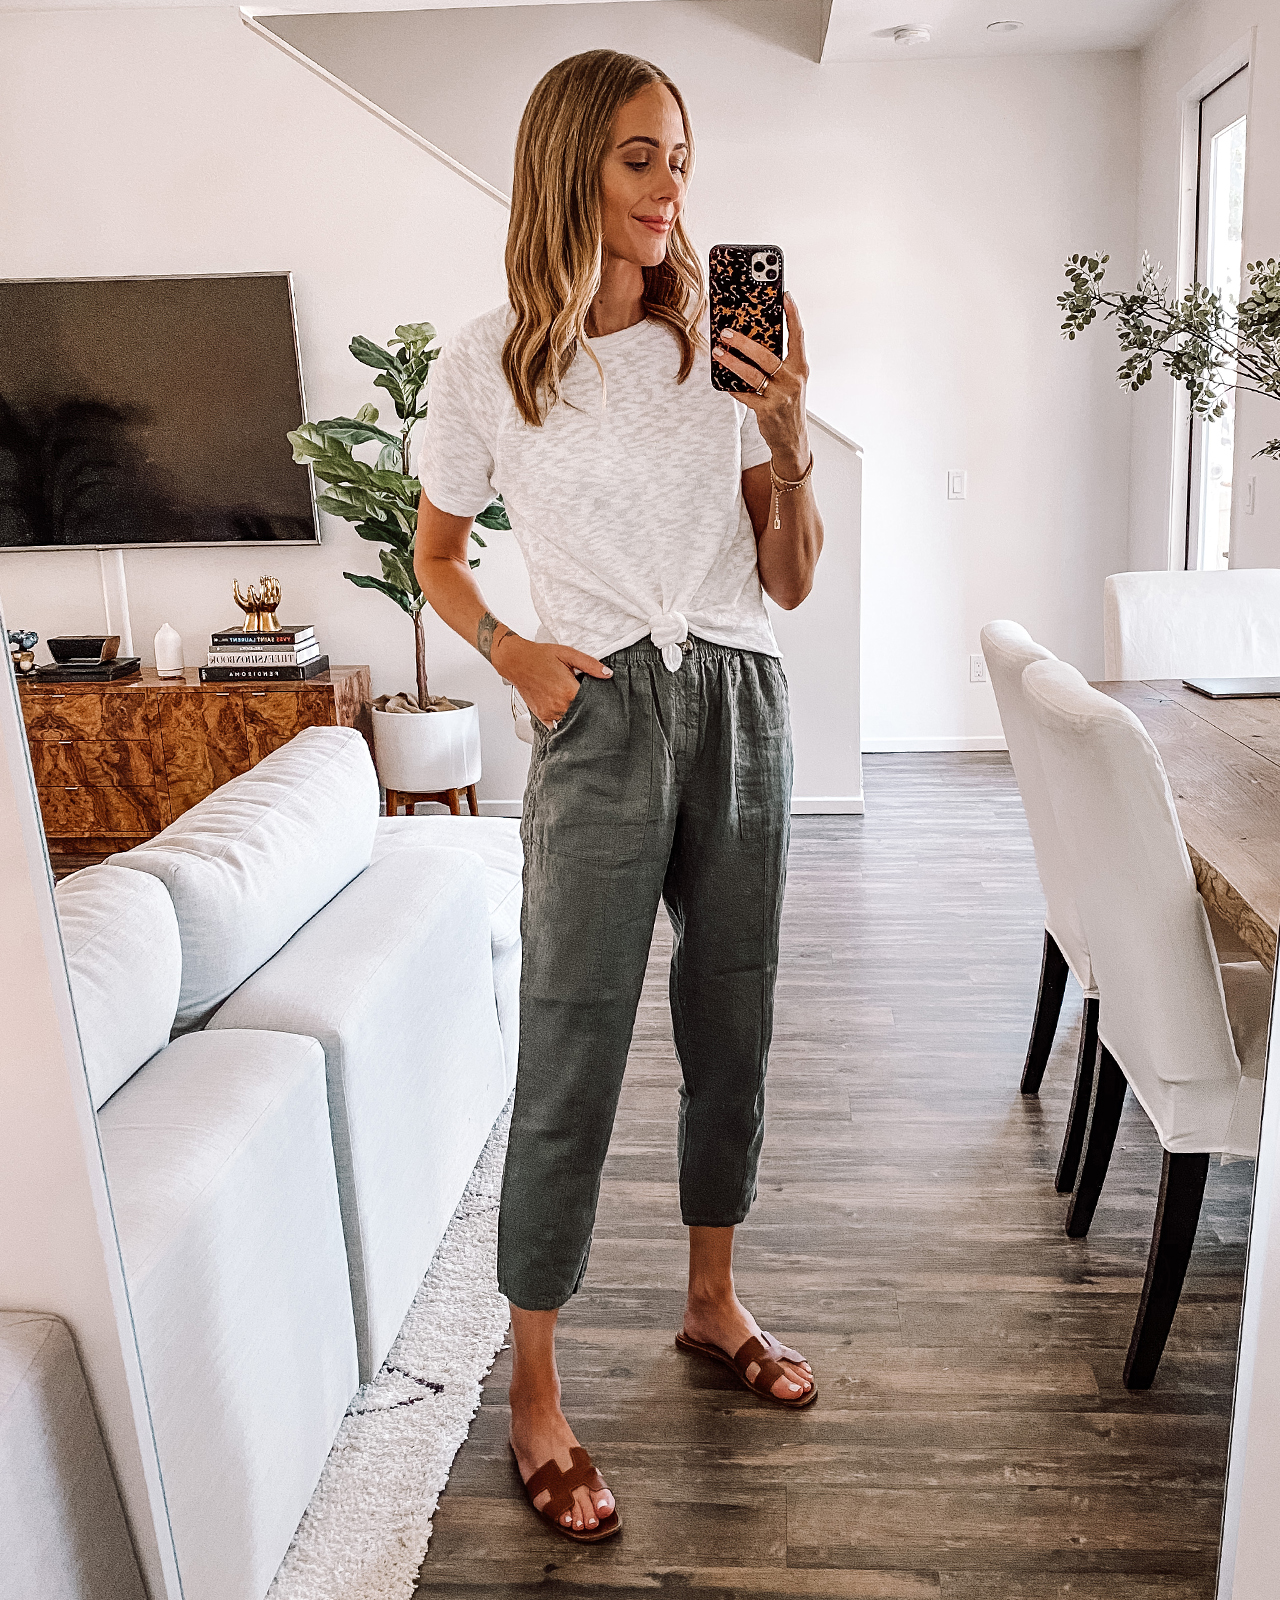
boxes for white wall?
[267,0,1139,746]
[1130,0,1280,574]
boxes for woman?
[414,48,823,1543]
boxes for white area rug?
[267,1101,512,1600]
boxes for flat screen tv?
[0,273,320,549]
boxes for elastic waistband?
[605,635,778,668]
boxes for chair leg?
[384,788,399,818]
[445,787,462,816]
[1020,930,1070,1094]
[1055,996,1100,1194]
[466,783,480,816]
[1065,1043,1126,1239]
[1124,1151,1212,1390]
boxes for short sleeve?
[417,321,503,517]
[739,402,772,472]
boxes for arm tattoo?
[477,611,501,661]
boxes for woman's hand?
[713,291,810,477]
[496,635,612,726]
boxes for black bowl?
[46,635,120,665]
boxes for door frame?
[1184,64,1249,570]
[1165,32,1255,572]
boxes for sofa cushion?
[373,814,522,953]
[98,1028,358,1600]
[209,848,507,1380]
[0,1312,145,1600]
[113,726,379,1033]
[54,864,181,1108]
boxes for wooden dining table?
[1096,679,1280,970]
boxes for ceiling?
[2,0,1189,58]
[819,0,1187,61]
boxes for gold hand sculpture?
[232,576,282,633]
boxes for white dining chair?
[982,622,1099,1193]
[1102,569,1280,680]
[1023,658,1269,1388]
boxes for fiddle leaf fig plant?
[288,321,510,707]
[1059,253,1280,460]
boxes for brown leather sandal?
[675,1328,818,1408]
[511,1444,622,1542]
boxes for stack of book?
[199,625,330,683]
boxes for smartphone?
[709,243,785,394]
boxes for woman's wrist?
[770,450,815,489]
[477,610,521,667]
[769,442,811,482]
[491,627,521,667]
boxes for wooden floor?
[415,753,1254,1598]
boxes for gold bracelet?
[768,452,814,529]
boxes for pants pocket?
[732,656,793,840]
[526,671,657,865]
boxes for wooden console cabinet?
[19,665,372,857]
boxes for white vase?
[371,700,482,793]
[154,622,184,678]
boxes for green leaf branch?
[288,321,510,705]
[1059,253,1280,461]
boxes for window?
[1187,68,1248,570]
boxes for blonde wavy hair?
[503,49,706,427]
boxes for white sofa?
[0,1312,145,1600]
[49,726,521,1600]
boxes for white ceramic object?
[372,701,482,793]
[154,622,184,678]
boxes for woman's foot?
[680,1291,813,1401]
[509,1401,615,1532]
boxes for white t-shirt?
[418,304,778,669]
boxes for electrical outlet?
[970,653,987,684]
[948,470,967,501]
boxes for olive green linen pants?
[497,638,793,1312]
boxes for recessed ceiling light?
[987,19,1024,32]
[891,24,932,45]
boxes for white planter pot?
[371,701,482,793]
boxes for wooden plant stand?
[384,785,480,818]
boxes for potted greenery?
[288,322,509,801]
[1059,252,1280,457]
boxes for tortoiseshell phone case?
[709,243,785,394]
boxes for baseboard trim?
[790,796,865,815]
[862,737,1008,753]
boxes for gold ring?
[770,356,784,376]
[755,375,770,396]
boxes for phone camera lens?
[766,254,778,265]
[766,269,778,280]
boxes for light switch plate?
[948,470,967,501]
